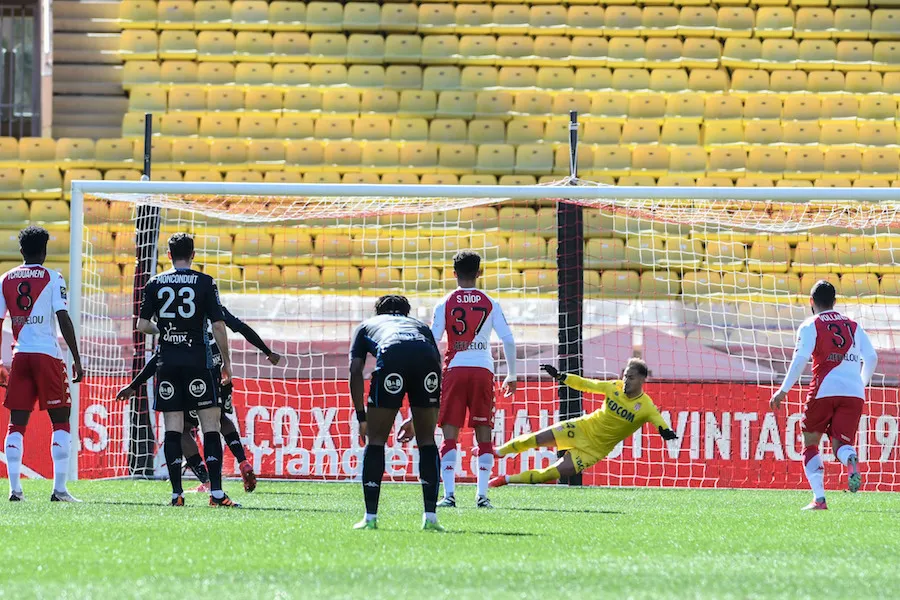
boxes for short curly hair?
[19,226,49,260]
[375,294,411,316]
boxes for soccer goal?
[68,181,900,491]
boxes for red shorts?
[801,395,864,445]
[3,352,71,412]
[438,367,496,429]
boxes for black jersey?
[208,305,252,369]
[350,314,438,366]
[139,267,224,369]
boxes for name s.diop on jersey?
[456,293,483,304]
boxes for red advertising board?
[5,380,899,491]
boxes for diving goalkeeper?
[490,358,677,487]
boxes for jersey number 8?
[158,286,196,319]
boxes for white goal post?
[67,181,900,490]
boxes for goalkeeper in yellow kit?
[489,358,678,487]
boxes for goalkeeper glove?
[658,427,678,441]
[540,364,564,382]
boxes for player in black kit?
[119,304,281,493]
[349,295,444,531]
[137,233,239,507]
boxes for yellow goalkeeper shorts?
[551,416,606,474]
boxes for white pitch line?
[0,452,45,479]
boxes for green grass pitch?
[2,479,897,599]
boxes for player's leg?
[437,367,466,507]
[4,410,30,501]
[162,410,186,504]
[470,368,498,507]
[355,405,398,529]
[180,414,210,492]
[198,406,236,507]
[218,382,256,492]
[800,397,832,510]
[497,424,559,456]
[36,356,78,502]
[411,406,442,531]
[47,407,79,502]
[155,367,187,504]
[4,354,36,500]
[830,396,865,493]
[491,452,578,487]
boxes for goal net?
[70,182,900,491]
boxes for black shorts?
[185,367,231,426]
[368,342,441,410]
[154,365,218,413]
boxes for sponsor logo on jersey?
[384,373,403,394]
[7,269,46,280]
[454,292,483,304]
[60,285,67,300]
[159,381,175,400]
[424,371,440,393]
[606,398,636,423]
[162,323,191,346]
[189,378,207,398]
[829,352,859,363]
[11,315,44,326]
[633,402,641,412]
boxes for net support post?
[557,111,584,486]
[67,183,85,480]
[127,114,159,478]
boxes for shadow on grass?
[500,506,623,515]
[443,530,540,537]
[85,500,346,514]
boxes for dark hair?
[810,279,837,310]
[19,226,49,260]
[375,294,411,316]
[626,358,650,378]
[453,250,481,279]
[168,233,195,261]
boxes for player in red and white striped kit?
[770,280,878,510]
[0,227,84,502]
[431,251,516,509]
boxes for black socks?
[164,431,183,495]
[362,445,385,515]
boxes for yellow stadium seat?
[429,119,467,143]
[590,146,631,177]
[460,36,498,65]
[706,241,748,271]
[746,147,786,178]
[646,39,684,71]
[246,140,284,170]
[582,122,622,145]
[760,273,801,296]
[384,34,422,63]
[197,31,235,61]
[520,269,554,293]
[628,94,667,122]
[122,60,160,90]
[515,145,553,175]
[360,141,399,171]
[755,7,794,38]
[570,38,608,67]
[745,121,783,145]
[858,97,897,121]
[716,7,755,38]
[166,87,205,115]
[506,120,543,145]
[667,146,705,177]
[418,4,454,34]
[792,237,836,273]
[0,199,28,224]
[347,34,385,64]
[771,71,809,95]
[62,169,101,200]
[605,7,641,37]
[195,0,231,30]
[784,148,824,180]
[198,115,238,138]
[128,86,166,115]
[836,41,874,70]
[235,62,273,86]
[55,138,95,170]
[400,267,439,292]
[157,0,192,28]
[859,122,899,146]
[641,7,679,37]
[195,62,234,85]
[745,97,782,122]
[360,90,398,115]
[476,144,515,174]
[158,114,197,138]
[611,68,650,92]
[681,272,723,297]
[235,31,273,62]
[665,93,705,123]
[119,30,157,62]
[640,271,680,298]
[283,265,320,288]
[596,270,638,297]
[807,71,845,94]
[263,171,302,184]
[621,120,659,145]
[704,96,742,122]
[271,32,310,62]
[704,121,743,146]
[574,67,612,91]
[0,138,17,169]
[820,97,858,122]
[696,177,734,187]
[499,206,538,231]
[848,72,884,95]
[421,34,458,64]
[822,148,862,179]
[392,119,429,142]
[229,0,267,31]
[677,6,716,37]
[353,116,390,141]
[17,138,56,165]
[513,91,552,117]
[681,38,721,68]
[748,239,791,273]
[493,5,529,35]
[833,236,875,269]
[731,70,770,96]
[783,97,821,121]
[159,61,196,84]
[119,0,157,29]
[862,149,900,176]
[566,6,604,37]
[20,168,62,200]
[624,234,664,269]
[239,115,277,138]
[536,67,575,90]
[658,236,704,269]
[800,273,840,296]
[608,38,646,69]
[761,39,799,68]
[242,265,281,289]
[104,169,142,183]
[304,1,342,33]
[455,3,491,34]
[687,69,729,93]
[798,40,836,70]
[795,8,835,39]
[232,232,273,265]
[839,274,878,298]
[159,31,198,61]
[400,90,438,117]
[438,144,477,174]
[358,267,400,289]
[476,91,515,119]
[507,235,547,265]
[721,272,762,295]
[179,169,219,183]
[224,171,263,184]
[584,238,626,270]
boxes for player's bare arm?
[56,310,83,383]
[211,319,231,384]
[136,317,160,336]
[349,356,367,443]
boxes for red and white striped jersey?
[779,310,878,401]
[0,264,68,359]
[431,287,514,373]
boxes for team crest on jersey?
[189,379,207,398]
[424,372,439,393]
[384,373,403,394]
[633,402,641,411]
[159,381,175,400]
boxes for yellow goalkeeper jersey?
[562,374,668,456]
